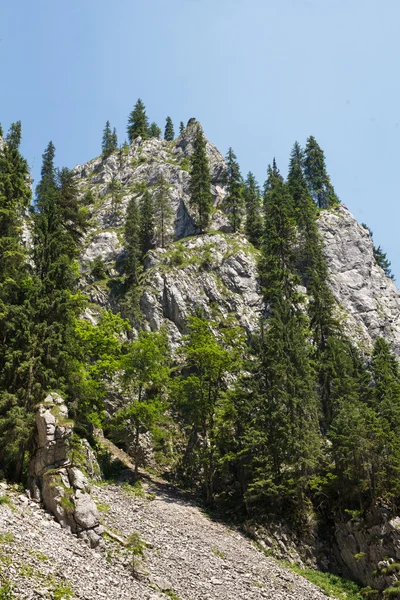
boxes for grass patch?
[211,546,226,559]
[96,502,110,513]
[0,579,14,600]
[284,563,364,600]
[29,549,49,561]
[0,533,14,544]
[122,480,147,499]
[164,590,181,600]
[53,581,74,600]
[0,497,12,508]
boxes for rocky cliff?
[75,120,400,358]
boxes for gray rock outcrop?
[334,509,400,591]
[319,204,400,356]
[29,392,103,548]
[140,232,262,348]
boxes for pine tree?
[179,121,185,134]
[127,98,149,143]
[189,125,213,232]
[154,175,173,249]
[288,142,342,427]
[102,121,117,158]
[0,122,33,480]
[148,122,161,138]
[362,224,394,279]
[369,337,400,501]
[33,143,86,396]
[243,172,263,247]
[303,136,339,209]
[139,189,155,259]
[112,127,118,149]
[223,148,244,232]
[242,161,320,514]
[164,117,175,141]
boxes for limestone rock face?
[140,233,262,348]
[334,509,400,591]
[29,393,102,548]
[318,205,400,355]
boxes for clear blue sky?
[1,0,399,276]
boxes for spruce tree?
[139,189,155,259]
[102,121,117,158]
[33,143,86,397]
[370,337,400,500]
[242,161,320,514]
[243,171,263,247]
[189,125,213,232]
[223,148,244,232]
[127,98,149,143]
[288,142,342,427]
[164,117,175,141]
[148,122,161,138]
[303,136,339,209]
[362,224,394,279]
[0,122,33,480]
[179,121,185,134]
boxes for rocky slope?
[0,475,337,600]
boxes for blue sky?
[1,0,399,276]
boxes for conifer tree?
[303,136,339,209]
[164,117,175,141]
[33,144,86,396]
[0,122,33,479]
[223,148,244,232]
[242,161,320,514]
[102,121,118,158]
[288,142,342,427]
[148,122,161,138]
[154,175,173,249]
[139,189,155,259]
[179,121,185,134]
[243,171,263,247]
[369,337,400,500]
[189,125,213,232]
[127,98,149,143]
[362,224,394,279]
[112,127,118,149]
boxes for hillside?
[0,475,338,600]
[2,117,400,600]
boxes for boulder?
[29,393,102,548]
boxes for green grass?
[0,533,14,544]
[284,563,364,600]
[0,496,12,507]
[0,579,14,600]
[164,590,181,600]
[211,546,226,559]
